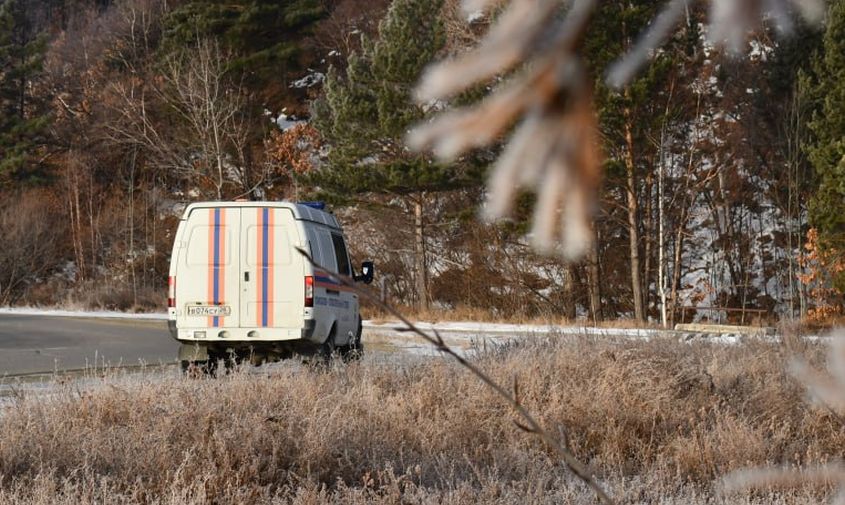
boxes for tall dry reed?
[0,336,840,504]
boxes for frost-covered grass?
[0,336,839,504]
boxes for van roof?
[182,201,341,229]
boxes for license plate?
[187,305,231,317]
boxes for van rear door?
[240,207,304,330]
[176,207,241,331]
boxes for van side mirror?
[358,261,374,284]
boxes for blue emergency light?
[299,201,326,210]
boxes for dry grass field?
[0,335,841,504]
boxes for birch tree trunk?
[657,80,674,328]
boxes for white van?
[167,201,373,369]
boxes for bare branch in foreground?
[295,247,615,505]
[409,0,601,259]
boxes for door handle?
[244,272,250,282]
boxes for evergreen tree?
[311,0,476,196]
[309,0,481,308]
[163,0,325,102]
[807,0,845,287]
[0,0,49,179]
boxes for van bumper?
[175,327,303,342]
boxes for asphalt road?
[0,314,176,376]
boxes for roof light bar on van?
[168,276,176,308]
[304,276,314,307]
[299,201,326,210]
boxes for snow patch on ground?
[274,113,304,131]
[0,308,822,347]
[290,71,325,89]
[364,320,662,338]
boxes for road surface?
[0,314,175,376]
[0,310,780,377]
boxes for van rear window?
[331,233,351,276]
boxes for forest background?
[1,0,844,327]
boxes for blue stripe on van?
[262,207,269,327]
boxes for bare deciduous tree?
[0,192,63,304]
[105,39,254,199]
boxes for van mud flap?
[179,342,209,362]
[301,320,316,339]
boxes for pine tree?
[807,0,845,288]
[0,0,49,179]
[309,0,481,309]
[311,0,475,196]
[163,0,325,102]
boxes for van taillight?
[304,276,314,307]
[168,276,176,308]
